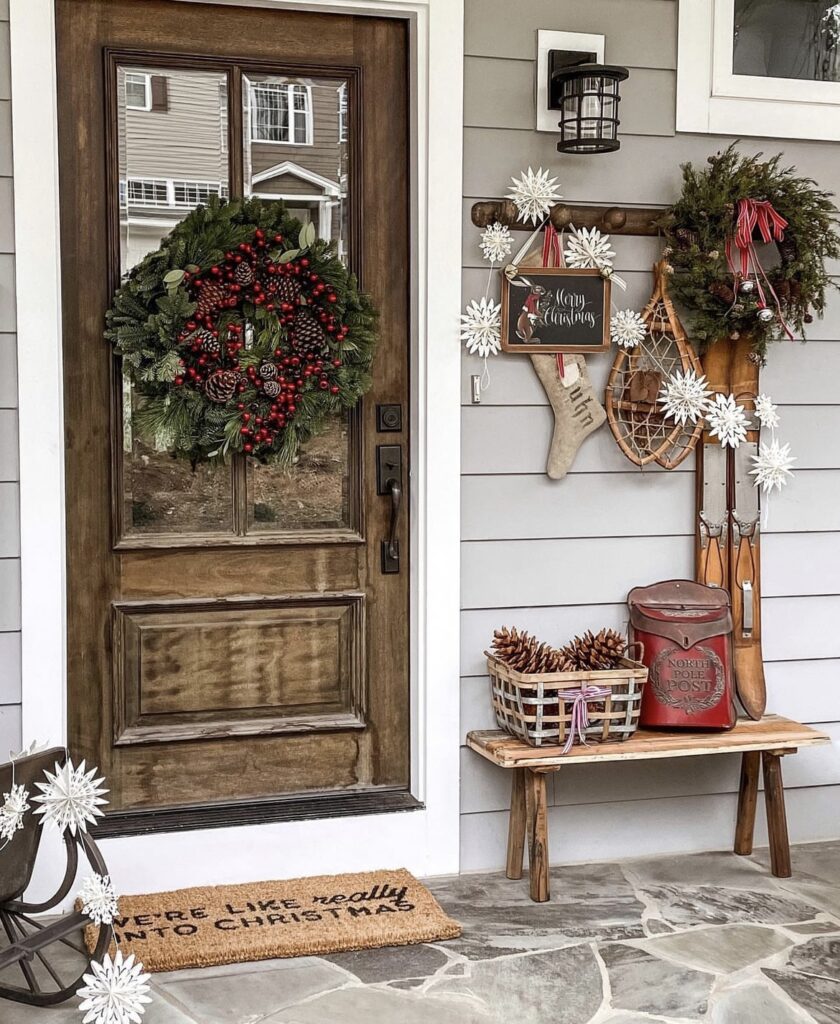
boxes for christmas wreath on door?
[106,197,377,465]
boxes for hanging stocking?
[525,225,606,480]
[531,354,606,480]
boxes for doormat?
[83,869,460,972]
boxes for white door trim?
[10,0,462,889]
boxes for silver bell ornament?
[757,307,775,323]
[739,279,755,295]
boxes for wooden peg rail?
[471,199,664,237]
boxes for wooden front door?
[56,0,411,834]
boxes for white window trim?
[250,159,340,195]
[249,81,314,146]
[11,0,463,890]
[338,81,348,143]
[124,70,152,111]
[677,0,840,141]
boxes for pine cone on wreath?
[195,280,228,316]
[195,329,220,356]
[708,281,736,306]
[276,275,302,306]
[263,379,281,398]
[560,629,626,671]
[235,262,255,286]
[293,310,326,349]
[204,369,240,403]
[777,236,798,266]
[674,227,700,249]
[259,362,278,380]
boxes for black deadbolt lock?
[376,404,402,433]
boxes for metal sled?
[0,746,111,1006]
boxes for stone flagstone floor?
[3,840,840,1023]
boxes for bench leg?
[506,769,527,880]
[524,769,550,902]
[762,752,792,878]
[734,750,760,855]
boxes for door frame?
[10,0,463,884]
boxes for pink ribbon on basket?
[725,198,794,339]
[562,685,612,754]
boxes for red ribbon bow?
[725,198,794,340]
[733,198,788,278]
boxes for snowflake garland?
[658,370,713,426]
[33,758,108,835]
[750,439,796,494]
[77,951,152,1024]
[479,222,512,264]
[79,874,120,926]
[460,297,502,358]
[754,393,780,430]
[706,393,749,449]
[0,783,30,845]
[610,309,647,350]
[564,227,617,272]
[506,167,562,226]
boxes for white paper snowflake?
[610,309,647,350]
[10,740,49,760]
[79,874,120,926]
[77,951,152,1024]
[460,296,502,358]
[754,393,780,431]
[658,370,713,426]
[706,393,749,449]
[564,227,616,271]
[0,784,30,844]
[506,167,562,226]
[33,758,108,835]
[479,222,512,264]
[750,439,796,494]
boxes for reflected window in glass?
[243,73,351,262]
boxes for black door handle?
[386,478,402,560]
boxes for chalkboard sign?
[500,268,611,354]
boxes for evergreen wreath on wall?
[661,145,840,357]
[106,197,377,465]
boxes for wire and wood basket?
[487,648,648,749]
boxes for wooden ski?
[729,336,765,720]
[696,340,732,592]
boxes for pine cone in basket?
[491,627,567,674]
[559,628,626,671]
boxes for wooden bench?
[467,715,830,903]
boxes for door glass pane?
[243,73,351,263]
[116,65,233,537]
[242,71,355,534]
[246,414,353,532]
[733,0,840,82]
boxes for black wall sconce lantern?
[548,50,629,154]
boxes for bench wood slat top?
[467,715,830,769]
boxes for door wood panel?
[56,0,411,835]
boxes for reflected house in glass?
[117,67,349,275]
[244,75,349,257]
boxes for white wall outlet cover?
[536,29,605,133]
